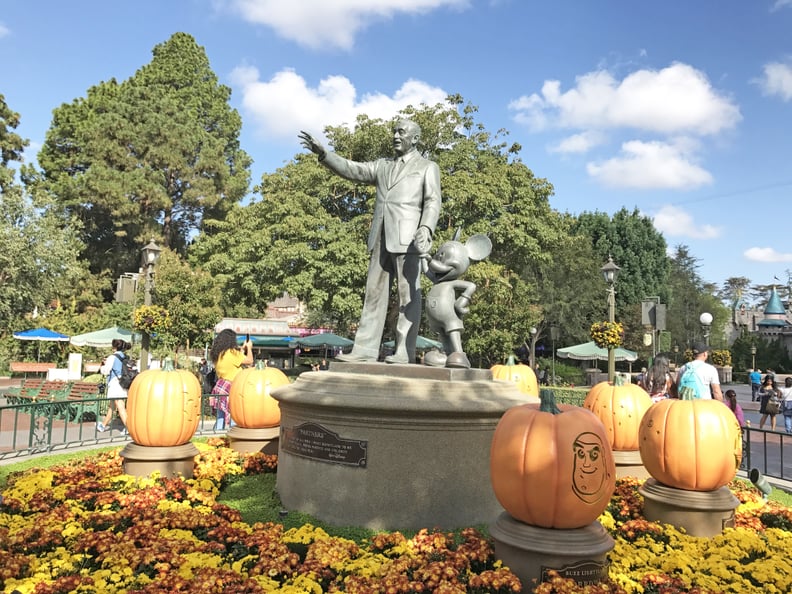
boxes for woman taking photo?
[209,329,253,431]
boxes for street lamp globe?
[600,256,620,285]
[699,312,713,326]
[141,240,162,267]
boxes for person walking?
[675,343,723,401]
[758,375,781,431]
[209,329,253,431]
[779,377,792,434]
[298,119,441,364]
[98,339,131,433]
[749,368,762,401]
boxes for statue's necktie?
[390,158,404,185]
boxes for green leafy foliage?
[31,33,251,280]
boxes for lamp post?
[751,345,756,370]
[673,344,679,368]
[550,324,560,385]
[139,240,162,372]
[699,312,713,346]
[528,327,538,371]
[601,256,621,383]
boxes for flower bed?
[0,440,790,593]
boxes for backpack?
[113,353,139,390]
[678,360,708,399]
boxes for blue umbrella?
[13,328,70,342]
[13,327,70,361]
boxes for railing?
[0,395,221,461]
[743,425,791,482]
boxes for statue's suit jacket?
[320,151,441,254]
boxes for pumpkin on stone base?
[638,393,742,491]
[490,355,538,397]
[229,361,290,428]
[583,377,652,451]
[490,389,616,529]
[126,358,201,447]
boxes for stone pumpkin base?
[119,442,199,479]
[639,477,740,537]
[271,363,529,531]
[612,449,650,479]
[228,425,279,455]
[490,512,614,591]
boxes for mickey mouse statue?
[423,231,492,368]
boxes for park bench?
[4,379,105,422]
[9,362,57,377]
[66,381,103,400]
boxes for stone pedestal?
[119,442,199,479]
[612,449,650,479]
[228,425,279,455]
[271,363,529,531]
[490,512,614,591]
[639,477,740,537]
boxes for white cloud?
[744,247,792,263]
[757,62,792,101]
[586,139,713,189]
[0,22,10,38]
[652,205,720,240]
[225,0,469,50]
[230,66,449,140]
[509,62,741,135]
[549,131,605,154]
[771,0,792,11]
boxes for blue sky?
[2,0,791,297]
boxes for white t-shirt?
[677,360,720,399]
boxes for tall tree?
[0,95,87,334]
[571,207,671,313]
[149,249,223,354]
[665,245,728,349]
[30,33,251,281]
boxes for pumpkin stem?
[506,354,516,366]
[613,374,626,387]
[539,388,562,415]
[255,360,266,370]
[163,357,174,372]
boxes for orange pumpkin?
[583,378,652,450]
[126,358,201,447]
[638,395,742,491]
[490,355,538,397]
[490,389,616,529]
[229,361,290,428]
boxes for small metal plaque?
[541,560,609,585]
[723,510,735,530]
[281,422,368,467]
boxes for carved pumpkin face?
[490,355,538,397]
[638,398,742,491]
[126,359,201,447]
[490,390,616,529]
[572,431,608,503]
[583,380,652,450]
